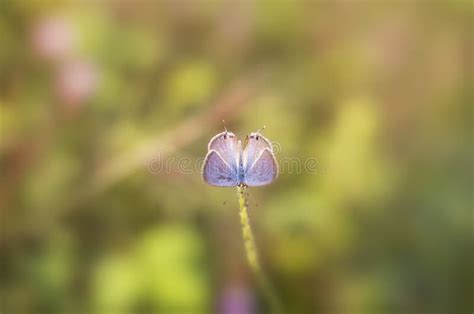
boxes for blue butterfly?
[202,127,278,187]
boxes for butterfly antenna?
[256,125,266,134]
[222,120,228,133]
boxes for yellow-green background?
[1,1,472,313]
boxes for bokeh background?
[1,1,472,313]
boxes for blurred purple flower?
[219,284,256,314]
[31,16,75,61]
[55,60,99,108]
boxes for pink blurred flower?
[55,60,99,109]
[31,16,75,61]
[219,284,256,314]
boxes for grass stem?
[237,185,282,313]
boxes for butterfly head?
[246,125,266,142]
[247,133,260,141]
[222,131,235,140]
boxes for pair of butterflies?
[202,128,278,187]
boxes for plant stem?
[237,185,282,313]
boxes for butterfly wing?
[242,132,278,186]
[208,131,239,167]
[202,150,239,187]
[242,132,273,169]
[243,148,278,186]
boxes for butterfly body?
[202,130,278,187]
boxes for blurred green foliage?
[93,225,209,313]
[0,1,472,313]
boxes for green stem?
[237,185,282,313]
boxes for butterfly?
[202,127,278,187]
